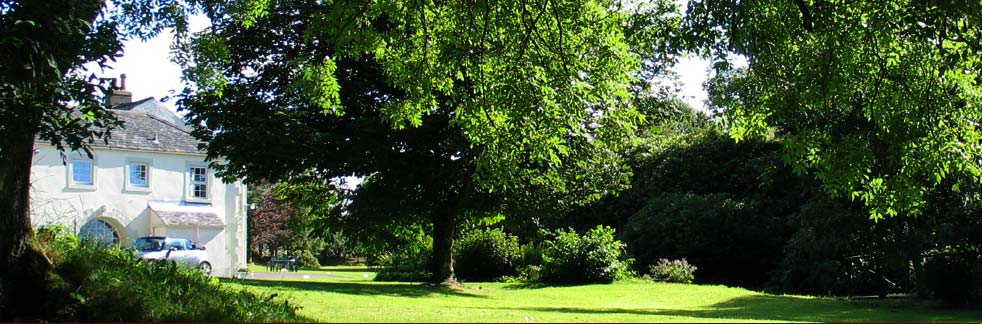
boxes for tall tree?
[687,0,982,219]
[248,183,293,260]
[0,0,205,318]
[0,0,122,318]
[178,0,679,283]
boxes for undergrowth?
[33,225,309,322]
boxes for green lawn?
[226,265,982,322]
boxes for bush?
[767,195,920,297]
[318,231,362,265]
[374,235,433,282]
[33,227,306,322]
[520,242,543,266]
[647,259,697,284]
[453,228,521,282]
[919,253,982,308]
[297,249,321,269]
[540,226,633,284]
[623,192,787,288]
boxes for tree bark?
[431,210,456,284]
[0,116,49,321]
[0,0,110,319]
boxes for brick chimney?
[108,73,132,107]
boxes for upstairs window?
[68,159,95,189]
[126,161,150,191]
[188,166,209,200]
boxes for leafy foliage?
[32,227,306,322]
[556,100,714,232]
[912,179,982,307]
[297,249,321,269]
[0,0,211,319]
[540,226,633,284]
[689,0,982,219]
[623,192,784,287]
[318,231,363,265]
[589,129,797,288]
[248,182,293,260]
[373,234,434,282]
[920,253,982,308]
[453,227,521,282]
[767,195,916,296]
[177,0,678,282]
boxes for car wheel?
[199,261,212,276]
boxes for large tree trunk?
[431,210,456,284]
[0,0,107,320]
[429,162,476,285]
[0,120,49,320]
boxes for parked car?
[133,236,212,275]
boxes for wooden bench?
[268,256,299,272]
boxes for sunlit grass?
[225,266,982,322]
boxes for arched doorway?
[79,218,120,246]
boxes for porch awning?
[148,201,224,228]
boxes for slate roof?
[112,97,157,111]
[148,201,225,227]
[112,97,191,132]
[95,109,204,154]
[34,97,202,154]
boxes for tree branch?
[793,0,813,32]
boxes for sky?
[104,18,716,114]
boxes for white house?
[30,86,248,277]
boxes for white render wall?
[30,142,248,277]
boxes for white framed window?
[67,158,96,189]
[186,165,210,202]
[125,160,151,192]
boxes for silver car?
[133,236,212,275]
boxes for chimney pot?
[107,73,133,107]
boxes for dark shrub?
[520,242,544,266]
[623,192,785,288]
[919,253,982,307]
[564,130,798,288]
[318,231,361,265]
[453,228,521,282]
[374,235,433,282]
[540,226,632,284]
[768,195,923,297]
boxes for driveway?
[238,271,341,280]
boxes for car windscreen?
[133,237,166,251]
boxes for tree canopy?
[689,0,982,219]
[176,0,680,282]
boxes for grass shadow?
[227,278,489,299]
[309,267,379,275]
[501,282,572,289]
[468,295,982,322]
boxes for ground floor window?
[79,219,119,246]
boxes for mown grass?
[225,265,982,322]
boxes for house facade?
[30,91,248,277]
